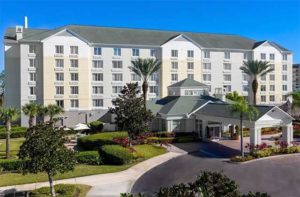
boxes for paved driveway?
[132,142,300,197]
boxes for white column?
[167,120,172,132]
[202,120,208,140]
[282,123,293,146]
[250,126,261,146]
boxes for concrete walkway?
[0,146,185,197]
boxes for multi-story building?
[293,64,300,91]
[4,24,293,127]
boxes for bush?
[147,137,174,144]
[0,159,25,172]
[230,155,255,162]
[88,120,104,133]
[77,132,128,150]
[100,145,134,165]
[0,130,26,139]
[75,151,102,165]
[31,184,76,197]
[174,136,196,143]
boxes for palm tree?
[129,58,161,108]
[230,99,258,157]
[0,107,19,158]
[22,102,42,128]
[225,91,244,102]
[42,104,64,122]
[240,60,273,105]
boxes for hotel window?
[171,50,178,57]
[56,100,64,108]
[187,74,194,80]
[92,86,103,94]
[203,74,211,81]
[204,51,210,58]
[150,73,158,81]
[270,53,275,60]
[243,74,248,81]
[187,50,194,58]
[261,96,266,102]
[112,73,123,81]
[260,85,266,92]
[112,61,123,69]
[94,47,102,55]
[203,63,211,70]
[70,59,78,68]
[270,85,275,91]
[171,62,178,69]
[131,74,141,81]
[223,85,231,92]
[93,99,103,107]
[29,87,36,95]
[56,86,64,95]
[55,59,64,68]
[92,60,103,69]
[282,54,288,60]
[132,48,140,56]
[224,51,230,59]
[269,74,275,81]
[243,85,249,92]
[243,52,248,60]
[92,73,103,81]
[282,75,287,81]
[29,73,36,81]
[187,62,194,69]
[171,74,178,81]
[261,53,266,60]
[282,95,288,101]
[282,85,288,91]
[29,59,36,68]
[269,64,275,70]
[70,73,78,81]
[70,86,79,95]
[150,49,156,57]
[70,99,79,108]
[261,74,266,81]
[114,48,121,56]
[70,46,78,54]
[55,45,64,54]
[223,63,231,70]
[29,45,36,53]
[55,73,64,81]
[223,74,231,81]
[269,95,275,102]
[283,64,287,71]
[112,86,122,94]
[149,86,158,94]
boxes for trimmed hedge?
[75,151,102,165]
[77,132,128,150]
[0,159,25,172]
[88,120,104,133]
[0,126,27,139]
[31,184,76,197]
[100,145,134,165]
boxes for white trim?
[41,29,90,44]
[187,101,212,118]
[160,34,204,49]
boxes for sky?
[0,0,299,71]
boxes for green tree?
[226,91,244,102]
[0,70,5,106]
[22,102,42,128]
[18,122,76,196]
[288,91,300,109]
[240,60,273,105]
[129,58,161,108]
[230,99,258,157]
[42,104,64,122]
[0,107,19,158]
[109,83,154,145]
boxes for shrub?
[252,149,273,158]
[77,131,128,150]
[230,155,255,162]
[0,130,26,139]
[75,151,102,165]
[0,159,25,172]
[174,136,196,143]
[147,137,174,144]
[100,145,134,165]
[88,120,104,133]
[31,184,75,197]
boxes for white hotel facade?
[4,24,293,127]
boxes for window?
[93,99,103,107]
[261,74,266,81]
[171,50,178,57]
[243,85,248,92]
[283,54,288,60]
[55,59,64,68]
[92,60,103,69]
[112,61,123,69]
[29,87,36,95]
[132,48,139,56]
[187,62,194,69]
[282,95,288,101]
[187,74,194,79]
[269,95,275,102]
[94,47,102,55]
[270,53,275,60]
[203,63,211,70]
[92,86,103,94]
[171,62,178,69]
[29,73,36,81]
[29,45,36,53]
[131,74,141,81]
[224,51,230,59]
[56,86,64,95]
[270,74,275,81]
[270,85,275,91]
[223,85,231,92]
[149,86,158,94]
[70,59,78,68]
[243,53,248,60]
[55,45,64,54]
[187,50,194,58]
[204,51,210,58]
[150,73,158,81]
[261,96,266,102]
[55,73,64,81]
[70,99,79,108]
[283,64,287,71]
[70,46,78,54]
[203,74,211,81]
[223,74,231,81]
[282,75,287,81]
[223,63,231,70]
[282,85,288,91]
[171,74,178,81]
[112,73,123,81]
[260,85,266,92]
[150,49,156,57]
[29,59,36,68]
[56,100,64,108]
[70,86,79,94]
[269,64,275,70]
[243,74,248,81]
[261,53,266,60]
[114,48,121,56]
[112,86,122,94]
[92,73,103,81]
[70,73,78,81]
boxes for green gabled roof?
[169,78,208,88]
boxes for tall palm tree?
[225,91,244,102]
[129,58,161,108]
[230,99,258,157]
[0,107,19,158]
[240,60,273,105]
[42,104,64,122]
[22,102,42,128]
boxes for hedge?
[0,126,27,139]
[31,184,76,197]
[99,145,134,165]
[88,120,104,133]
[75,151,102,165]
[77,132,128,150]
[0,159,25,172]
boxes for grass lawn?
[0,144,166,187]
[31,184,91,197]
[0,138,24,159]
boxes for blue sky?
[0,0,299,71]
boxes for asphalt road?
[132,143,300,197]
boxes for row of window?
[171,73,194,81]
[260,85,288,92]
[260,53,288,61]
[55,99,104,108]
[261,95,288,102]
[260,74,288,81]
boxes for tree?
[240,60,273,105]
[129,58,161,108]
[22,102,42,128]
[230,99,258,157]
[42,104,64,122]
[226,91,244,102]
[0,107,19,158]
[109,83,154,145]
[0,70,5,106]
[18,122,75,196]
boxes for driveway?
[132,142,300,197]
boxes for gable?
[257,107,294,125]
[41,29,89,44]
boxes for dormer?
[167,78,209,97]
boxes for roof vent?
[16,26,23,40]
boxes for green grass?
[0,138,24,158]
[133,144,167,159]
[31,184,91,197]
